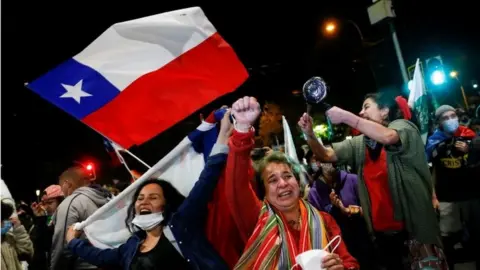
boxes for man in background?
[50,165,111,270]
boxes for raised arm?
[299,112,360,173]
[175,111,233,223]
[226,96,263,243]
[326,107,400,145]
[298,113,338,162]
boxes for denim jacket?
[68,145,229,270]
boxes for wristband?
[234,123,252,133]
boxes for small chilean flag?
[103,139,125,167]
[27,7,248,148]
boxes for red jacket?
[204,169,244,268]
[224,129,360,269]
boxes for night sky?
[2,0,479,201]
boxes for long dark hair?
[364,92,420,128]
[125,179,185,233]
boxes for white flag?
[408,58,430,144]
[75,121,218,248]
[282,116,308,185]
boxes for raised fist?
[232,96,261,127]
[298,113,314,137]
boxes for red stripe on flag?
[83,32,248,148]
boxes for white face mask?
[132,212,164,231]
[292,235,342,270]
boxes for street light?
[322,20,364,40]
[325,22,336,33]
[321,19,378,86]
[35,189,40,202]
[449,71,469,109]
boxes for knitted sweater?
[1,225,34,270]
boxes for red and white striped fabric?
[28,7,248,148]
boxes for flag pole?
[75,137,192,231]
[119,157,137,180]
[121,149,151,169]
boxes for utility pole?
[389,21,409,85]
[368,0,409,85]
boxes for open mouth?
[278,191,292,198]
[139,209,152,215]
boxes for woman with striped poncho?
[226,96,359,270]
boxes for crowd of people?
[2,93,479,270]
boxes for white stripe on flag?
[74,7,217,91]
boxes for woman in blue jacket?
[65,111,233,270]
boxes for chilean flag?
[103,139,125,167]
[76,108,224,249]
[27,7,248,148]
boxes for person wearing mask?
[1,202,34,270]
[305,151,372,268]
[64,110,233,270]
[50,166,112,270]
[226,96,359,270]
[306,150,359,216]
[299,92,447,269]
[426,105,480,268]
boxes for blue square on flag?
[28,59,120,119]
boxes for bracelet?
[234,123,252,133]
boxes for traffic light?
[86,163,93,171]
[426,56,445,86]
[84,162,96,181]
[73,160,97,181]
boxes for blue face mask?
[442,118,459,134]
[1,221,13,235]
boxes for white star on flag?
[60,80,92,103]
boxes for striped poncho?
[234,199,328,270]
